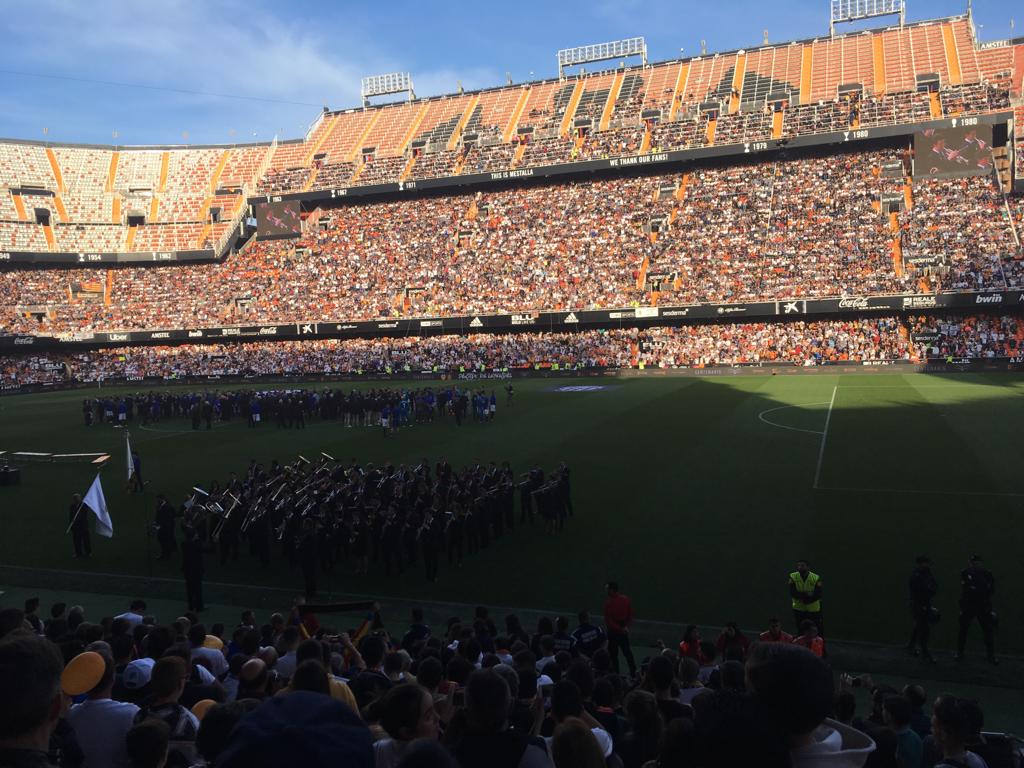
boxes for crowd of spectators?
[1,594,1016,768]
[0,148,1019,337]
[5,314,1024,386]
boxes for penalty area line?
[812,386,837,490]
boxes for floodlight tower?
[829,0,905,36]
[556,37,647,78]
[360,72,416,107]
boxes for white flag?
[83,474,113,538]
[126,432,134,482]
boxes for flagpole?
[64,502,86,535]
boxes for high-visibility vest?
[790,571,821,612]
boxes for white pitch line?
[757,403,830,435]
[816,485,1024,499]
[812,386,838,489]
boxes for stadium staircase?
[11,193,28,221]
[157,152,169,193]
[669,63,689,121]
[639,127,652,154]
[448,95,481,151]
[52,196,68,224]
[941,23,963,85]
[125,224,136,251]
[872,37,886,95]
[503,88,531,143]
[929,91,942,119]
[45,148,65,192]
[350,111,384,162]
[705,116,718,145]
[208,151,230,193]
[400,154,418,182]
[993,147,1012,194]
[799,47,813,104]
[512,142,527,167]
[105,153,118,192]
[728,54,745,114]
[111,196,121,224]
[771,110,784,139]
[599,72,625,131]
[889,212,904,277]
[42,223,55,251]
[559,80,585,137]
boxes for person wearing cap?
[907,556,938,663]
[603,581,636,677]
[955,555,997,664]
[64,649,140,768]
[0,633,65,768]
[789,560,823,637]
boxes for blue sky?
[0,0,1016,146]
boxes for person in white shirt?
[188,624,228,679]
[114,599,147,628]
[65,647,140,768]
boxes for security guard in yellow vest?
[789,560,823,636]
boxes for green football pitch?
[1,372,1022,653]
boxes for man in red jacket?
[603,581,636,677]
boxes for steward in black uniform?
[181,528,205,612]
[69,493,91,558]
[155,495,178,559]
[956,554,997,664]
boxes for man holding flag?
[68,474,114,556]
[126,432,142,494]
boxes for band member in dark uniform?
[298,517,319,598]
[69,493,91,558]
[155,495,178,560]
[182,528,206,612]
[907,555,937,663]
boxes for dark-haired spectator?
[194,699,260,766]
[676,657,707,707]
[550,717,606,768]
[402,609,432,654]
[447,668,552,768]
[288,659,330,696]
[189,625,228,679]
[882,695,921,768]
[132,656,199,768]
[546,680,613,760]
[125,719,169,768]
[0,608,27,640]
[374,684,440,768]
[746,643,874,767]
[617,690,660,768]
[928,695,988,768]
[642,655,684,721]
[0,633,65,768]
[901,685,930,741]
[350,635,394,714]
[677,626,703,665]
[603,583,636,678]
[23,599,42,635]
[570,613,605,659]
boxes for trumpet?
[212,493,241,543]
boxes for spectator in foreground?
[374,684,440,768]
[929,695,988,768]
[133,656,200,767]
[882,695,921,768]
[0,634,65,768]
[125,719,169,768]
[746,643,875,767]
[217,690,374,768]
[550,717,607,768]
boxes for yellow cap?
[61,651,105,696]
[191,698,217,721]
[202,635,224,650]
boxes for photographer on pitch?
[907,555,937,663]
